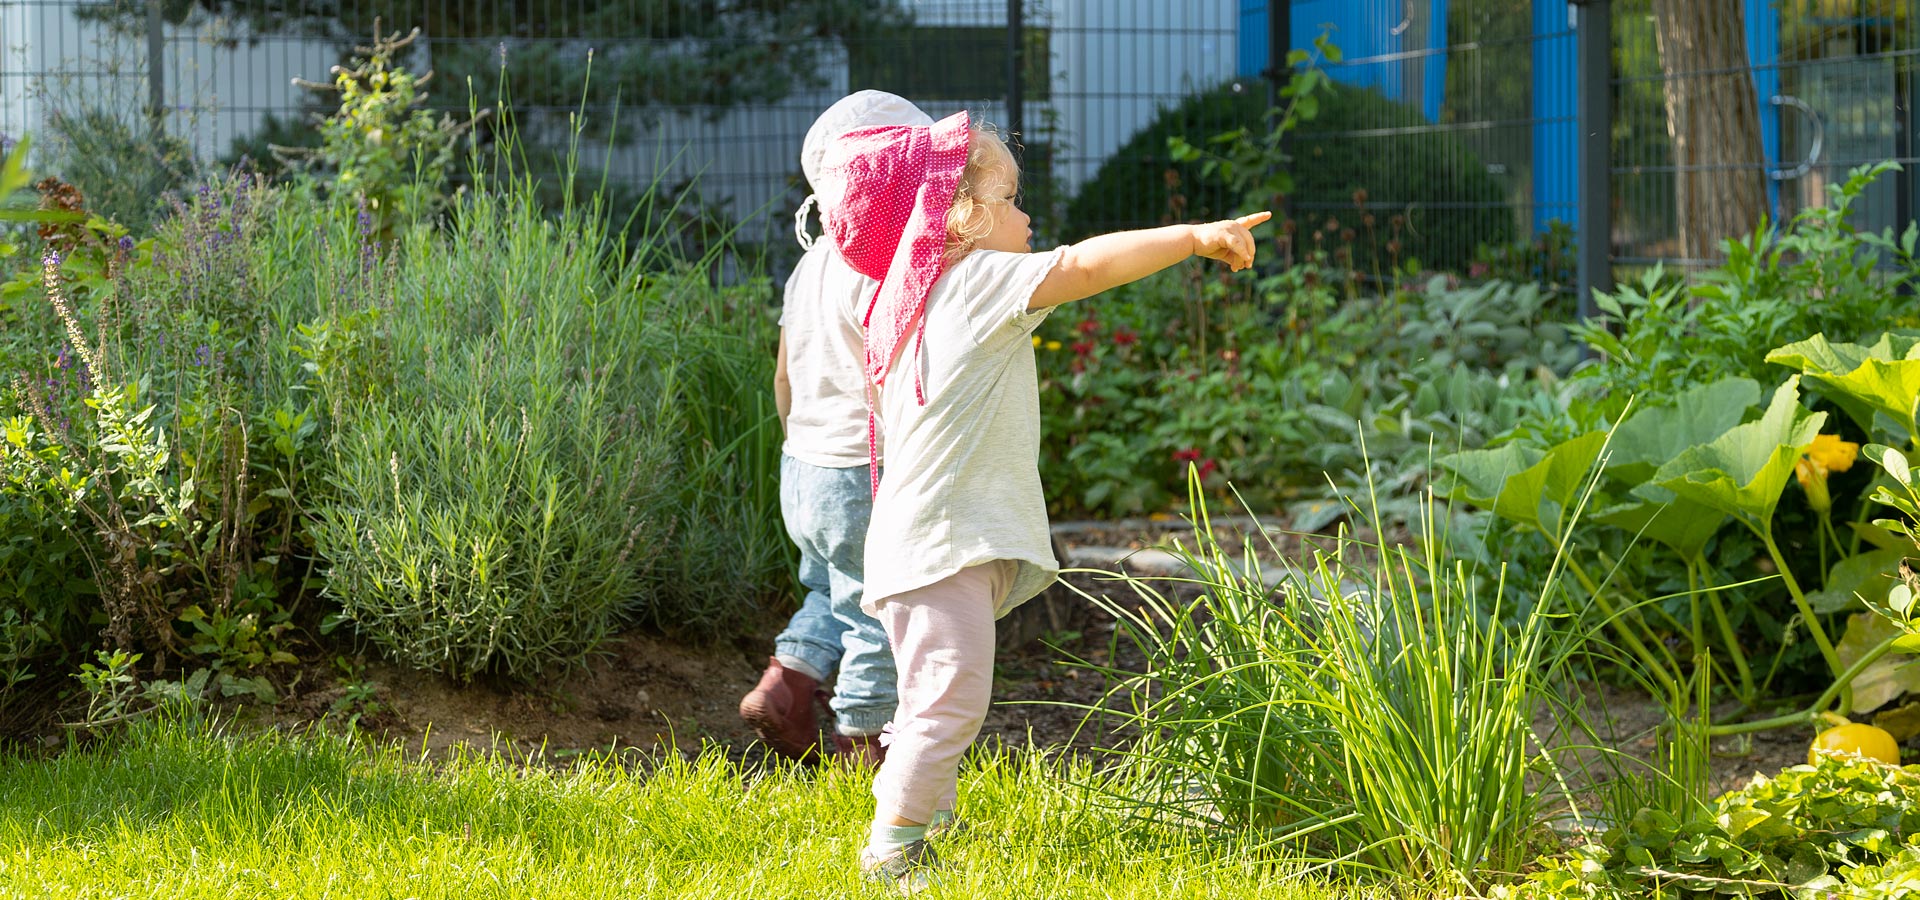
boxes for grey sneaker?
[925,813,968,843]
[859,839,940,895]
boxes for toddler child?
[738,90,934,763]
[818,110,1266,889]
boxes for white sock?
[866,822,928,857]
[774,654,824,682]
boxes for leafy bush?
[0,169,313,704]
[267,28,477,231]
[1551,163,1917,436]
[1037,269,1577,520]
[41,106,193,234]
[1063,80,1514,274]
[1500,755,1920,899]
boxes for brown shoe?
[739,657,827,760]
[833,732,886,768]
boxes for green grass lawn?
[0,714,1351,899]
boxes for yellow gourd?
[1809,722,1902,766]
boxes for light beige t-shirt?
[779,242,879,468]
[862,247,1067,616]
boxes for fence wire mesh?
[3,0,1916,278]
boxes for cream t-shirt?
[779,242,879,468]
[862,247,1067,616]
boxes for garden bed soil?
[272,516,1819,800]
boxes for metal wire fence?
[4,0,1916,283]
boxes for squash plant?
[1443,337,1920,738]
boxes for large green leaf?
[1606,376,1763,485]
[1650,376,1826,533]
[1440,431,1607,537]
[1810,548,1910,614]
[1768,333,1920,442]
[1596,486,1728,562]
[1836,612,1920,712]
[1439,442,1540,507]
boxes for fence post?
[1006,0,1024,164]
[146,0,165,136]
[1573,0,1611,319]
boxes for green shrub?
[0,170,314,711]
[1036,269,1576,520]
[0,490,94,696]
[1062,80,1514,273]
[41,107,193,234]
[305,179,782,680]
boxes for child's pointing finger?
[1237,211,1273,229]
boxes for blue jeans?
[774,454,896,736]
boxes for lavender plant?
[304,182,679,681]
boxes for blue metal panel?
[1533,0,1577,233]
[1423,0,1448,123]
[1239,2,1451,120]
[1746,0,1782,216]
[1239,0,1268,78]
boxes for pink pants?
[870,560,1015,824]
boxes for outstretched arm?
[1027,211,1270,310]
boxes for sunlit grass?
[0,713,1362,899]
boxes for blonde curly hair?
[944,127,1019,266]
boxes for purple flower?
[118,235,136,253]
[42,249,63,267]
[56,345,70,369]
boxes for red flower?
[1076,318,1101,335]
[1071,341,1096,356]
[1198,458,1219,479]
[1172,448,1202,463]
[1113,328,1138,346]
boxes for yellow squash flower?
[1807,433,1859,474]
[1045,340,1062,351]
[1795,433,1860,513]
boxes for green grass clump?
[1073,470,1597,893]
[0,715,1355,899]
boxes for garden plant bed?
[249,514,1816,804]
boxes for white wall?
[1046,0,1239,190]
[0,1,335,166]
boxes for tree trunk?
[1651,0,1768,261]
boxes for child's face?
[973,166,1031,254]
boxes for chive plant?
[1067,464,1621,891]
